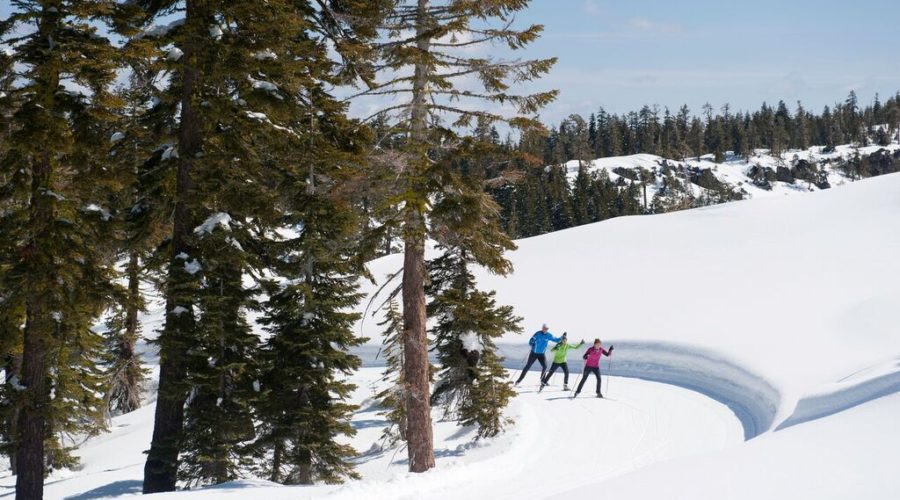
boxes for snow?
[10,369,741,500]
[460,331,482,352]
[41,189,65,201]
[184,259,202,275]
[110,131,125,143]
[245,111,269,122]
[354,170,900,498]
[162,146,179,161]
[84,203,113,221]
[560,143,900,205]
[559,392,900,500]
[4,158,900,499]
[8,375,25,392]
[244,111,294,134]
[167,47,184,61]
[194,212,233,235]
[253,49,278,61]
[248,75,283,99]
[137,19,185,39]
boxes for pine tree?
[0,293,24,475]
[0,46,22,473]
[374,299,408,446]
[100,60,169,417]
[794,101,810,150]
[102,252,147,415]
[0,3,121,497]
[254,173,367,485]
[428,164,522,438]
[246,10,380,480]
[687,117,704,158]
[352,0,555,473]
[124,0,386,490]
[572,164,594,225]
[427,248,521,438]
[178,214,260,486]
[844,91,861,144]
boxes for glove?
[609,345,615,352]
[562,332,568,337]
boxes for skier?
[514,324,562,386]
[573,338,614,398]
[540,336,585,391]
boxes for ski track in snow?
[2,368,744,500]
[501,341,781,440]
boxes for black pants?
[575,366,602,395]
[541,362,570,385]
[516,351,547,384]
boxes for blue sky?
[3,1,898,124]
[518,0,900,122]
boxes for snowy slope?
[364,167,900,425]
[355,171,900,498]
[4,165,900,499]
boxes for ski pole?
[510,349,529,381]
[605,353,613,396]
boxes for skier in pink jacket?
[573,338,614,398]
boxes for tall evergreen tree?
[101,55,172,418]
[428,167,522,438]
[0,2,121,497]
[125,0,387,491]
[353,0,555,473]
[253,115,373,485]
[178,213,260,486]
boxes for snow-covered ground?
[3,161,900,499]
[559,143,900,203]
[10,370,742,500]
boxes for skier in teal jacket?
[514,324,562,386]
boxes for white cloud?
[583,0,603,16]
[626,17,684,34]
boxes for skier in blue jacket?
[515,324,563,386]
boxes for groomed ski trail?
[318,370,744,500]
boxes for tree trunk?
[115,250,142,414]
[270,441,283,483]
[400,0,436,474]
[16,307,50,500]
[3,354,22,475]
[16,151,54,500]
[296,448,312,485]
[16,7,61,491]
[143,2,202,491]
[401,223,434,473]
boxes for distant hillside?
[488,141,900,239]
